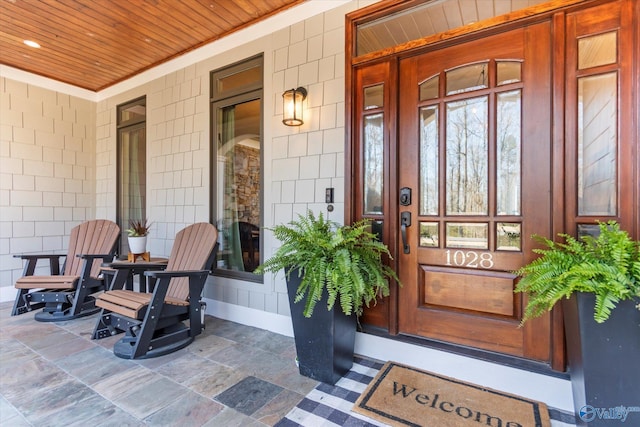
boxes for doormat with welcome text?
[353,361,550,427]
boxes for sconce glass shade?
[282,87,307,126]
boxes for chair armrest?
[13,253,65,276]
[107,260,168,271]
[144,270,210,279]
[13,253,66,260]
[144,270,210,314]
[78,253,116,262]
[101,261,168,291]
[145,270,210,301]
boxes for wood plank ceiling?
[0,0,303,91]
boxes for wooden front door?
[396,22,554,361]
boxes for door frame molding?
[346,0,639,372]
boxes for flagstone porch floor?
[0,301,318,426]
[0,299,577,426]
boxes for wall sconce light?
[282,87,307,126]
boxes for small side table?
[101,257,168,293]
[127,251,150,262]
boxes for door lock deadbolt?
[400,187,412,206]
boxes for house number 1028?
[445,250,494,269]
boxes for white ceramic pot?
[128,235,147,254]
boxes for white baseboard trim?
[1,287,17,304]
[202,298,294,337]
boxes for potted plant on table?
[126,219,152,255]
[514,221,640,426]
[256,210,399,385]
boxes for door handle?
[401,211,411,254]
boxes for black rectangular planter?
[563,293,640,426]
[286,268,357,385]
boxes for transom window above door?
[355,0,550,56]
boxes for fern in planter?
[256,211,399,317]
[515,221,640,324]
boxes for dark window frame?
[209,54,264,283]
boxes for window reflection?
[419,75,439,101]
[497,61,522,85]
[446,222,488,249]
[119,103,146,124]
[355,0,548,56]
[420,106,438,215]
[497,222,521,251]
[578,73,617,216]
[446,96,488,215]
[364,113,384,214]
[364,84,384,110]
[216,100,261,272]
[211,55,263,278]
[578,32,617,70]
[117,97,146,256]
[370,220,384,241]
[446,62,488,95]
[419,222,439,247]
[217,65,262,95]
[577,223,601,238]
[496,90,521,215]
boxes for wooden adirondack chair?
[92,222,218,359]
[12,219,120,321]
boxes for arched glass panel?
[419,75,439,101]
[446,62,488,95]
[497,61,521,85]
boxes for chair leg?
[200,301,207,330]
[113,320,193,359]
[189,300,204,336]
[92,310,120,339]
[69,278,104,317]
[33,280,104,322]
[129,309,162,359]
[110,307,194,359]
[11,289,44,316]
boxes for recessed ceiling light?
[24,40,41,48]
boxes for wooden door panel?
[422,267,516,317]
[411,311,524,356]
[397,22,553,361]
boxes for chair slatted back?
[165,223,218,301]
[64,220,120,277]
